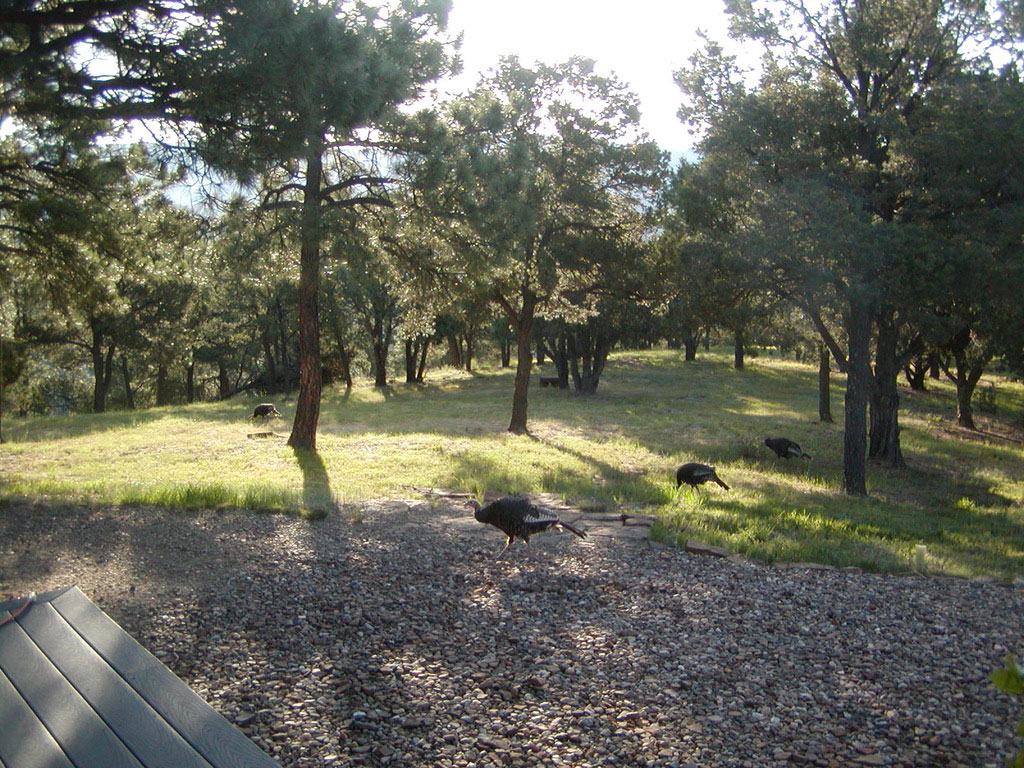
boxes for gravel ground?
[1,498,1022,768]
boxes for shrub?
[993,656,1024,767]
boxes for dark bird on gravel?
[249,403,282,419]
[675,462,730,491]
[468,496,587,557]
[764,437,811,459]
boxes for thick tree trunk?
[155,362,172,406]
[403,338,429,384]
[956,382,977,429]
[372,341,388,387]
[217,360,232,400]
[818,343,833,423]
[842,298,873,496]
[869,313,905,467]
[904,356,928,391]
[339,345,353,389]
[92,348,114,413]
[288,140,324,451]
[89,318,115,413]
[733,329,744,370]
[569,329,613,395]
[683,329,697,361]
[941,329,990,430]
[404,340,416,383]
[507,291,537,435]
[446,333,462,368]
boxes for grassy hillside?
[2,349,1023,581]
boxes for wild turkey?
[249,403,282,419]
[764,437,811,459]
[468,496,587,557]
[675,462,730,491]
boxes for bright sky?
[445,0,733,156]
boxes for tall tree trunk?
[185,353,196,404]
[554,335,570,388]
[569,329,614,395]
[404,340,415,383]
[940,328,991,430]
[507,290,537,435]
[904,356,928,391]
[121,355,135,410]
[818,343,832,423]
[500,340,511,367]
[416,337,429,382]
[155,362,169,406]
[464,332,475,372]
[446,333,462,368]
[568,334,582,392]
[217,360,232,400]
[683,329,697,361]
[372,341,388,387]
[733,329,744,370]
[843,297,873,496]
[869,312,905,467]
[928,353,941,379]
[329,321,353,389]
[955,381,978,430]
[89,318,115,413]
[288,139,324,451]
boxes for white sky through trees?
[444,0,731,156]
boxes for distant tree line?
[2,0,1022,495]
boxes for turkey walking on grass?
[764,437,811,459]
[468,497,587,558]
[249,403,282,419]
[675,462,730,491]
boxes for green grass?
[2,350,1023,581]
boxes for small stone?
[852,755,891,766]
[477,736,511,751]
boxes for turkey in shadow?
[249,403,282,420]
[468,496,587,558]
[764,437,811,459]
[675,462,730,491]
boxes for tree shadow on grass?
[436,432,672,509]
[291,447,335,517]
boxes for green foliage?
[993,657,1024,767]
